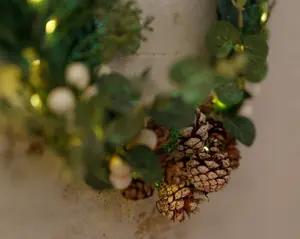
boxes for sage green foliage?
[223,115,256,146]
[215,80,244,106]
[206,21,240,58]
[126,145,163,183]
[170,57,219,105]
[163,129,182,153]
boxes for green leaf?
[215,80,244,106]
[126,145,163,183]
[105,110,145,146]
[150,95,195,128]
[223,116,256,146]
[244,34,269,60]
[170,57,218,105]
[98,73,140,114]
[206,21,240,58]
[244,59,268,83]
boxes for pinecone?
[207,119,241,170]
[186,147,232,193]
[156,183,208,222]
[171,109,211,159]
[199,96,214,114]
[122,179,154,201]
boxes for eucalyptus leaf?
[223,115,256,146]
[126,145,163,183]
[98,73,140,114]
[215,81,244,106]
[105,110,145,146]
[170,57,218,105]
[206,21,240,58]
[244,34,269,60]
[244,59,268,83]
[150,95,195,128]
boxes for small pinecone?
[171,109,210,159]
[207,119,241,169]
[147,121,170,149]
[187,147,232,193]
[199,96,214,114]
[157,183,208,222]
[122,179,154,201]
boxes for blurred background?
[0,0,298,239]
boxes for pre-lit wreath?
[0,0,274,222]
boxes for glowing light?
[30,94,42,110]
[132,172,138,179]
[28,0,43,3]
[212,95,227,110]
[32,59,40,66]
[109,155,123,170]
[94,126,104,140]
[261,12,268,23]
[235,44,244,53]
[45,19,57,34]
[69,137,82,147]
[203,146,210,152]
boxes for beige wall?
[0,1,299,239]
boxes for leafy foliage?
[206,21,240,58]
[223,115,256,146]
[126,145,163,183]
[215,80,244,106]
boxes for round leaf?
[223,116,256,146]
[150,95,195,128]
[215,81,244,106]
[206,21,240,58]
[244,59,268,83]
[126,145,163,183]
[244,34,269,60]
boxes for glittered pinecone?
[122,179,154,201]
[207,119,241,169]
[147,120,170,149]
[186,147,232,193]
[171,109,210,159]
[157,183,208,222]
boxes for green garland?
[0,0,272,190]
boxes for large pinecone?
[156,183,208,222]
[122,179,154,201]
[171,109,210,159]
[186,147,232,193]
[207,119,241,170]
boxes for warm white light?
[45,19,57,34]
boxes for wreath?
[0,0,274,222]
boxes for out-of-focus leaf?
[215,80,244,106]
[223,115,256,146]
[150,95,195,128]
[206,21,240,58]
[126,145,163,183]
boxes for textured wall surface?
[0,1,298,239]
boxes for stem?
[231,0,245,29]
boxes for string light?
[45,19,57,34]
[235,44,244,53]
[212,95,227,110]
[203,146,210,152]
[261,12,268,23]
[30,94,42,110]
[32,59,40,66]
[28,0,43,4]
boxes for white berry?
[239,104,253,117]
[109,173,132,190]
[82,84,98,100]
[109,155,131,177]
[98,64,112,77]
[47,87,75,115]
[134,129,158,150]
[66,63,90,90]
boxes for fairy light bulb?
[203,146,209,152]
[46,18,57,34]
[28,0,43,3]
[212,95,227,110]
[261,12,268,23]
[30,94,42,110]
